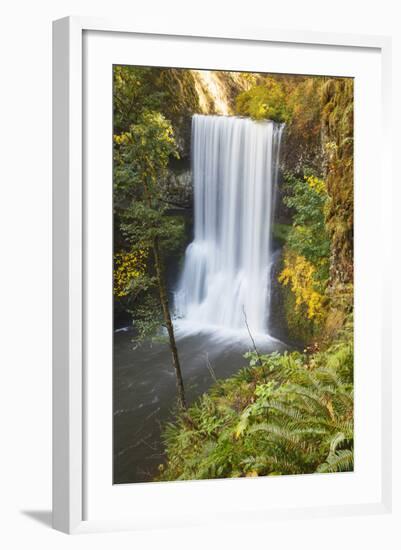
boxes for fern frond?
[317,449,354,473]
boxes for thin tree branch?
[205,353,217,383]
[242,305,262,366]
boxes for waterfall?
[175,114,283,336]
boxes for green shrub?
[235,78,290,122]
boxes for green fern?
[317,449,354,473]
[158,330,353,481]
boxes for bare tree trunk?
[152,235,187,409]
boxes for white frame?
[52,16,392,534]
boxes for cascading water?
[175,114,283,337]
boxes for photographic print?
[113,67,354,484]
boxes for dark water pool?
[113,326,285,484]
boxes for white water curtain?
[175,114,283,335]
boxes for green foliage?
[113,65,201,230]
[235,78,290,122]
[272,223,291,245]
[127,293,163,341]
[113,250,148,297]
[120,202,185,272]
[114,110,178,205]
[113,65,200,134]
[275,78,354,344]
[113,109,185,339]
[114,110,183,257]
[113,66,165,133]
[282,173,330,283]
[158,328,353,480]
[277,173,331,339]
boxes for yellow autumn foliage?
[114,250,148,297]
[114,133,130,145]
[278,251,325,320]
[305,174,326,195]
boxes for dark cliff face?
[279,123,325,178]
[321,78,354,287]
[268,248,294,346]
[164,70,251,207]
[276,76,354,292]
[169,69,251,157]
